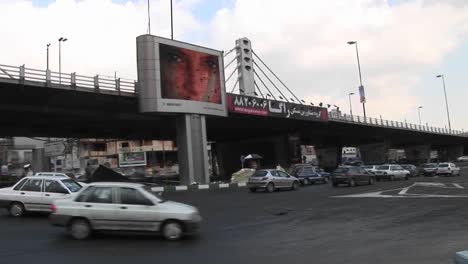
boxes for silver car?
[247,169,300,192]
[50,182,201,241]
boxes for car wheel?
[405,174,409,180]
[368,177,375,185]
[162,221,184,241]
[68,218,92,240]
[9,202,25,217]
[348,179,356,187]
[302,178,309,185]
[249,188,257,192]
[266,183,275,193]
[322,177,329,184]
[292,181,299,190]
[390,175,395,181]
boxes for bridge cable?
[253,60,289,102]
[225,67,237,84]
[254,80,265,98]
[253,50,303,104]
[224,56,237,70]
[253,69,277,100]
[230,78,239,93]
[223,47,236,58]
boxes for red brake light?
[50,204,57,213]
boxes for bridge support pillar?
[359,142,389,164]
[437,145,464,162]
[316,146,341,170]
[404,145,431,164]
[176,114,210,185]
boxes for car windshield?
[252,170,268,177]
[334,167,349,173]
[438,164,449,167]
[377,165,389,170]
[422,164,436,168]
[61,179,82,193]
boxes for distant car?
[420,163,438,176]
[316,168,331,181]
[0,175,83,217]
[436,162,461,176]
[457,156,468,162]
[291,165,328,185]
[361,165,379,174]
[400,164,419,177]
[331,166,375,187]
[50,182,201,240]
[247,169,300,192]
[374,164,410,181]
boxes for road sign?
[44,141,68,157]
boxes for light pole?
[418,106,423,125]
[348,92,354,116]
[347,41,366,119]
[436,74,451,130]
[58,37,67,84]
[46,43,51,71]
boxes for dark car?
[343,157,363,166]
[331,166,375,187]
[291,165,328,185]
[316,168,331,181]
[400,164,419,177]
[420,163,438,176]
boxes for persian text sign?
[227,94,328,121]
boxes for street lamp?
[58,37,68,84]
[418,106,423,125]
[436,74,452,130]
[46,43,51,71]
[348,92,354,116]
[347,41,366,119]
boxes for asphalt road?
[2,165,468,264]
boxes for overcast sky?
[2,0,468,131]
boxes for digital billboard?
[137,35,227,117]
[118,152,147,167]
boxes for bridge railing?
[0,64,136,94]
[328,111,466,137]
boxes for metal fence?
[0,64,136,94]
[1,63,466,137]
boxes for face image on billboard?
[159,44,222,104]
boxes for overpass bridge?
[1,52,467,181]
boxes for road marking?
[398,183,416,195]
[198,185,209,190]
[453,183,464,189]
[219,183,229,188]
[175,186,188,191]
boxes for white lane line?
[453,183,464,189]
[198,185,209,190]
[175,186,188,191]
[398,183,416,195]
[219,183,229,188]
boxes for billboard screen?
[137,35,227,117]
[118,152,147,167]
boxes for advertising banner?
[118,152,147,167]
[226,94,328,121]
[359,85,366,103]
[137,35,227,117]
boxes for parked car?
[291,165,328,185]
[436,162,461,176]
[361,165,379,174]
[420,163,438,176]
[316,168,331,181]
[0,175,84,217]
[247,169,300,192]
[34,172,71,178]
[373,164,410,181]
[400,164,420,177]
[457,156,468,162]
[331,166,375,187]
[50,182,201,241]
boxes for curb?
[151,182,246,192]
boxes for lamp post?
[418,106,423,125]
[436,74,451,130]
[46,43,51,71]
[58,37,67,84]
[348,92,354,116]
[347,41,366,119]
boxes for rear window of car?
[252,171,268,177]
[377,166,389,170]
[334,167,349,173]
[362,166,373,169]
[438,164,449,167]
[61,179,82,192]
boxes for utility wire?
[253,69,277,101]
[253,60,289,102]
[253,50,303,104]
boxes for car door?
[278,171,293,187]
[115,187,156,231]
[356,168,369,183]
[270,170,283,187]
[451,163,460,175]
[76,186,120,230]
[42,180,71,210]
[18,179,44,211]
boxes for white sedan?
[374,164,410,181]
[0,176,84,217]
[49,182,201,241]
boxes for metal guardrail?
[0,64,136,94]
[328,111,466,137]
[0,63,466,137]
